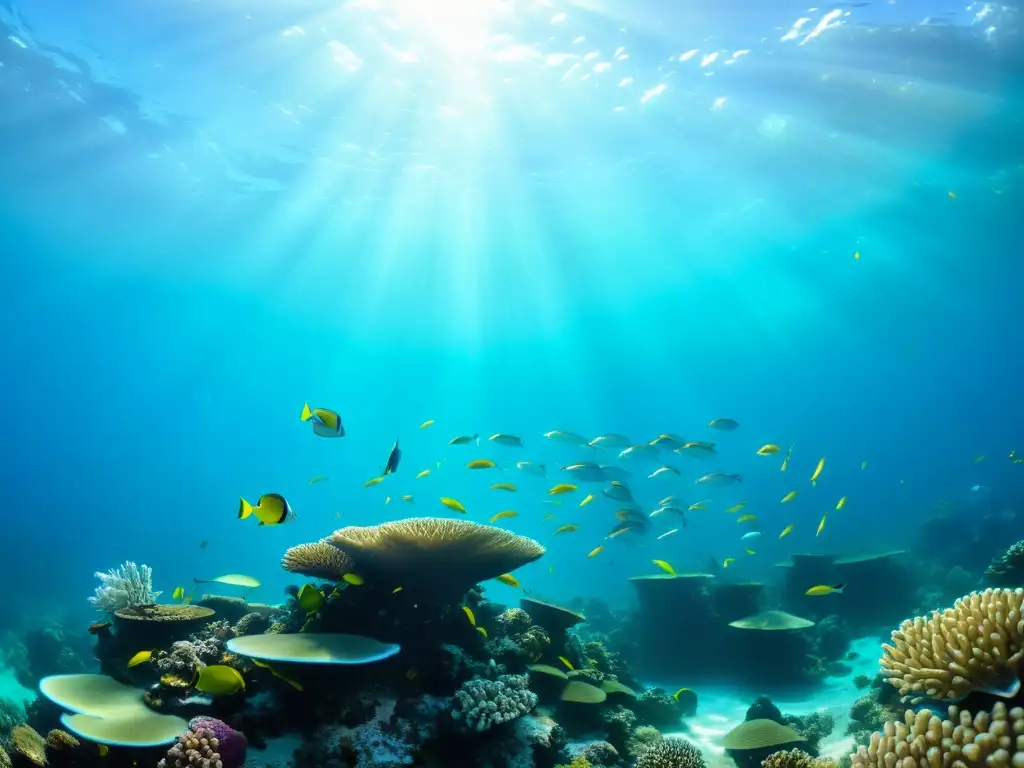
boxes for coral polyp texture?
[635,737,707,768]
[451,673,538,732]
[880,588,1024,700]
[280,539,354,581]
[762,749,837,768]
[88,561,160,614]
[850,702,1024,768]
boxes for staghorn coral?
[850,701,1024,768]
[11,725,47,767]
[88,561,160,613]
[636,737,706,768]
[987,542,1024,587]
[762,749,836,768]
[451,673,538,732]
[880,588,1024,700]
[281,539,354,581]
[44,730,79,751]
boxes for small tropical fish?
[778,524,794,540]
[745,548,757,555]
[392,586,404,593]
[675,441,717,459]
[308,475,330,485]
[652,559,675,575]
[589,434,632,449]
[300,403,344,438]
[194,574,262,588]
[365,477,385,487]
[974,454,986,463]
[172,586,185,601]
[708,418,739,431]
[194,665,246,696]
[806,583,846,596]
[836,496,847,510]
[816,514,827,536]
[649,466,680,479]
[659,495,684,507]
[491,483,517,492]
[449,434,479,445]
[416,469,431,479]
[561,462,606,483]
[251,658,303,691]
[757,444,780,456]
[696,472,741,486]
[672,687,694,701]
[440,497,467,513]
[724,502,746,513]
[490,434,523,447]
[650,433,686,450]
[740,531,762,542]
[462,606,476,625]
[495,573,521,587]
[238,494,295,526]
[467,459,497,470]
[343,573,364,586]
[588,546,605,557]
[97,746,109,757]
[810,456,826,486]
[657,529,679,540]
[603,484,633,502]
[127,650,152,668]
[558,656,575,670]
[476,626,488,638]
[516,461,547,477]
[736,513,758,524]
[489,510,518,523]
[544,430,589,445]
[297,584,324,613]
[554,524,579,535]
[606,524,640,539]
[861,460,868,470]
[402,495,414,503]
[781,490,799,503]
[688,501,711,512]
[549,483,577,495]
[599,465,632,483]
[420,419,435,429]
[385,496,391,505]
[544,513,556,520]
[650,506,685,518]
[619,444,659,461]
[723,558,736,568]
[781,444,794,472]
[88,621,111,635]
[580,493,596,507]
[382,439,402,475]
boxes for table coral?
[451,673,538,732]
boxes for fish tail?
[238,498,254,520]
[834,583,846,594]
[300,403,313,421]
[474,434,480,446]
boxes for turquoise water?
[1,0,1022,676]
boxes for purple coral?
[188,718,247,768]
[157,718,246,768]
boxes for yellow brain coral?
[880,588,1024,700]
[11,725,47,767]
[851,702,1024,768]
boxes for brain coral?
[451,674,538,732]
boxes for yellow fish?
[861,460,868,470]
[757,445,780,456]
[974,455,986,463]
[299,404,344,438]
[416,469,431,479]
[687,502,710,512]
[392,586,403,594]
[172,586,185,601]
[420,419,435,429]
[558,656,574,670]
[467,459,497,470]
[364,477,385,488]
[402,495,414,503]
[341,573,364,586]
[724,502,746,513]
[554,524,579,535]
[779,524,794,540]
[781,444,794,472]
[491,483,517,492]
[251,658,303,691]
[737,513,758,524]
[816,514,827,536]
[194,665,246,696]
[672,687,695,702]
[745,548,757,555]
[127,650,152,668]
[296,584,325,613]
[476,626,488,638]
[810,456,826,486]
[489,510,519,523]
[652,559,675,575]
[308,475,329,485]
[588,546,605,558]
[548,483,577,495]
[580,494,596,507]
[723,558,735,568]
[97,746,109,757]
[238,494,295,526]
[440,497,467,514]
[496,573,521,588]
[806,583,845,596]
[462,606,476,625]
[836,496,847,510]
[781,490,798,503]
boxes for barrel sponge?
[880,588,1024,700]
[850,702,1024,768]
[280,540,354,581]
[636,738,707,768]
[451,673,538,732]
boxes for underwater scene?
[2,0,1024,767]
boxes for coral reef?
[636,737,706,768]
[986,542,1024,587]
[157,718,247,768]
[88,561,160,614]
[633,688,685,729]
[762,749,836,768]
[577,740,619,766]
[281,540,355,581]
[44,730,79,751]
[628,725,664,757]
[10,725,47,767]
[451,673,538,732]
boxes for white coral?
[88,561,161,613]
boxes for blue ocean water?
[1,0,1022,695]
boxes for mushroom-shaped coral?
[113,604,216,650]
[636,737,707,768]
[880,587,1024,700]
[328,517,545,599]
[520,598,584,639]
[281,539,354,581]
[724,720,807,768]
[225,632,400,664]
[451,673,538,731]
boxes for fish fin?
[300,403,312,421]
[475,434,480,446]
[834,583,846,594]
[238,498,253,520]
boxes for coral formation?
[762,749,836,768]
[633,687,685,728]
[987,542,1024,587]
[88,561,160,614]
[880,588,1024,700]
[281,540,354,581]
[451,673,538,731]
[157,718,247,768]
[636,737,706,768]
[43,730,79,751]
[10,725,47,767]
[628,725,664,757]
[578,740,619,766]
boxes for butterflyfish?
[781,490,798,503]
[810,456,826,486]
[297,584,325,613]
[462,606,476,625]
[382,439,401,475]
[757,444,780,455]
[127,650,152,668]
[343,573,364,586]
[193,665,246,696]
[816,514,827,536]
[420,419,434,429]
[652,559,675,575]
[548,483,577,495]
[491,483,517,492]
[300,403,344,437]
[238,494,295,526]
[490,434,523,447]
[805,583,846,596]
[496,573,520,587]
[588,546,605,557]
[489,510,518,523]
[836,496,847,510]
[778,524,794,540]
[440,497,467,513]
[554,524,579,535]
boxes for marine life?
[343,573,364,586]
[588,546,605,557]
[489,510,518,523]
[723,558,736,568]
[172,586,185,601]
[657,529,679,540]
[382,439,402,475]
[462,606,476,625]
[558,656,574,670]
[365,476,385,487]
[687,501,711,511]
[781,490,798,503]
[861,460,868,469]
[676,441,717,458]
[816,514,827,536]
[562,462,606,482]
[805,583,845,596]
[745,548,756,555]
[778,524,794,540]
[589,434,631,449]
[757,444,780,455]
[554,524,579,534]
[126,650,152,668]
[648,466,680,479]
[516,461,547,476]
[440,497,467,513]
[416,469,431,479]
[193,665,246,696]
[300,403,344,437]
[308,474,329,485]
[238,493,295,526]
[708,418,739,431]
[696,472,741,486]
[251,658,303,690]
[544,430,589,445]
[650,433,686,449]
[297,584,325,613]
[652,559,675,574]
[836,496,847,510]
[810,456,825,486]
[736,513,757,524]
[495,573,520,587]
[549,483,577,495]
[603,483,633,502]
[420,419,435,429]
[88,621,111,635]
[618,444,659,461]
[724,502,746,513]
[489,434,523,447]
[740,531,762,542]
[476,626,488,638]
[650,505,685,518]
[467,458,497,469]
[402,495,414,503]
[449,434,479,446]
[491,482,517,491]
[580,493,596,507]
[781,443,794,471]
[195,574,262,588]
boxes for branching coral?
[88,561,160,614]
[451,673,537,731]
[987,543,1024,587]
[880,588,1024,700]
[850,701,1024,768]
[762,750,836,768]
[636,737,707,768]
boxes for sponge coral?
[636,738,707,768]
[451,673,538,731]
[850,702,1024,768]
[880,588,1024,700]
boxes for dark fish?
[383,439,402,475]
[199,539,208,550]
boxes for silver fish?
[603,484,634,502]
[599,465,632,483]
[544,430,589,445]
[588,434,632,449]
[516,461,547,477]
[696,472,742,486]
[562,462,606,483]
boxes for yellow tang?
[781,490,798,503]
[420,419,435,429]
[251,658,303,691]
[364,477,385,487]
[490,510,518,523]
[806,583,846,596]
[757,444,780,455]
[126,650,152,668]
[588,546,605,558]
[440,497,467,514]
[723,558,736,568]
[737,514,758,524]
[172,586,185,601]
[816,514,827,536]
[558,656,574,670]
[467,459,497,470]
[548,483,577,495]
[810,456,826,486]
[495,573,521,588]
[194,665,246,696]
[343,573,364,586]
[724,502,746,513]
[491,483,517,492]
[476,626,488,638]
[554,524,579,535]
[416,469,431,479]
[836,496,847,510]
[652,559,675,575]
[297,584,325,613]
[781,444,794,472]
[462,606,476,626]
[778,524,794,540]
[580,494,596,507]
